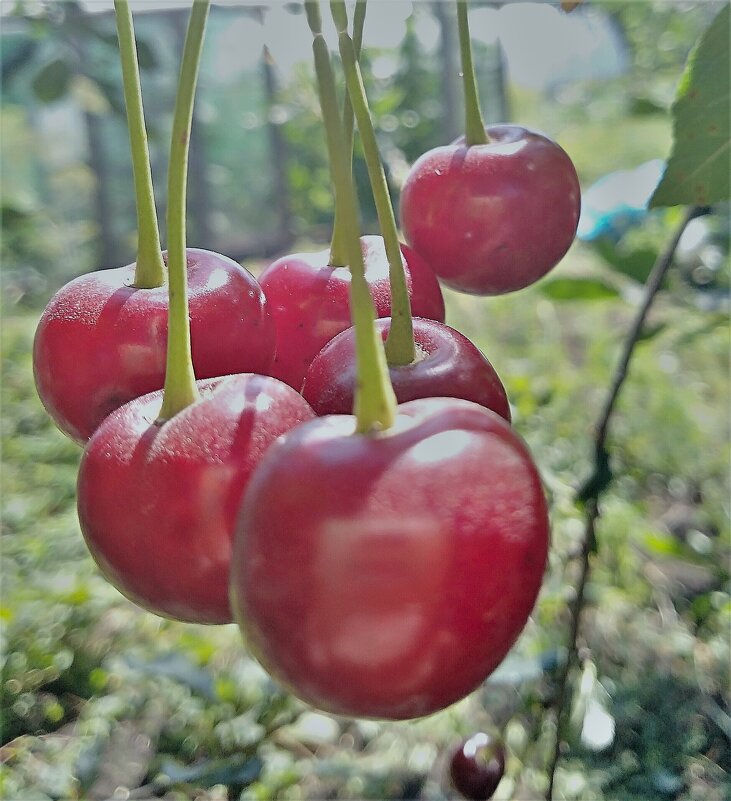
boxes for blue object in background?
[577,159,666,242]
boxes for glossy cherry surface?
[77,374,313,624]
[450,733,506,800]
[34,248,276,444]
[400,125,581,295]
[231,397,549,719]
[302,317,511,422]
[259,235,445,390]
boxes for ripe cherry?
[400,124,580,296]
[231,397,549,719]
[33,249,275,444]
[302,317,511,422]
[259,235,445,390]
[77,374,313,624]
[450,733,506,800]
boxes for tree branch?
[545,205,702,800]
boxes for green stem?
[329,0,366,267]
[114,0,165,288]
[305,1,396,433]
[331,0,414,366]
[456,0,489,146]
[158,0,210,422]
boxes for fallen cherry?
[33,248,275,444]
[77,373,314,624]
[450,732,506,800]
[260,235,445,390]
[231,397,549,719]
[400,124,580,295]
[302,316,511,422]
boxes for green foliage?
[651,4,731,208]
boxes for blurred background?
[1,1,730,800]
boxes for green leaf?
[540,277,620,301]
[31,58,72,102]
[650,4,730,207]
[594,239,659,284]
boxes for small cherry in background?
[302,316,511,421]
[33,0,274,445]
[78,1,313,625]
[450,733,506,800]
[399,3,580,295]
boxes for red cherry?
[400,125,581,295]
[33,249,276,444]
[77,374,313,624]
[450,733,506,800]
[259,235,445,390]
[231,397,549,719]
[302,317,511,422]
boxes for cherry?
[449,733,506,800]
[33,248,275,444]
[77,373,314,624]
[302,316,511,422]
[400,124,581,295]
[231,397,549,719]
[259,235,445,390]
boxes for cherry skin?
[449,733,506,800]
[231,397,549,719]
[77,374,314,624]
[400,125,581,295]
[259,235,445,390]
[34,248,276,444]
[302,317,511,422]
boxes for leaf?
[594,239,659,284]
[540,277,620,301]
[31,58,72,103]
[159,756,263,788]
[124,652,216,699]
[650,4,730,207]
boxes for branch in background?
[545,205,703,801]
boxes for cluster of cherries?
[33,4,579,792]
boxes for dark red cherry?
[301,317,511,422]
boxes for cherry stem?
[305,0,396,434]
[456,0,489,146]
[114,0,165,288]
[331,0,415,366]
[329,0,366,268]
[157,0,210,422]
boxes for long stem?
[329,0,366,267]
[456,1,488,146]
[305,1,396,433]
[331,0,414,366]
[157,0,210,422]
[114,0,165,288]
[544,207,701,800]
